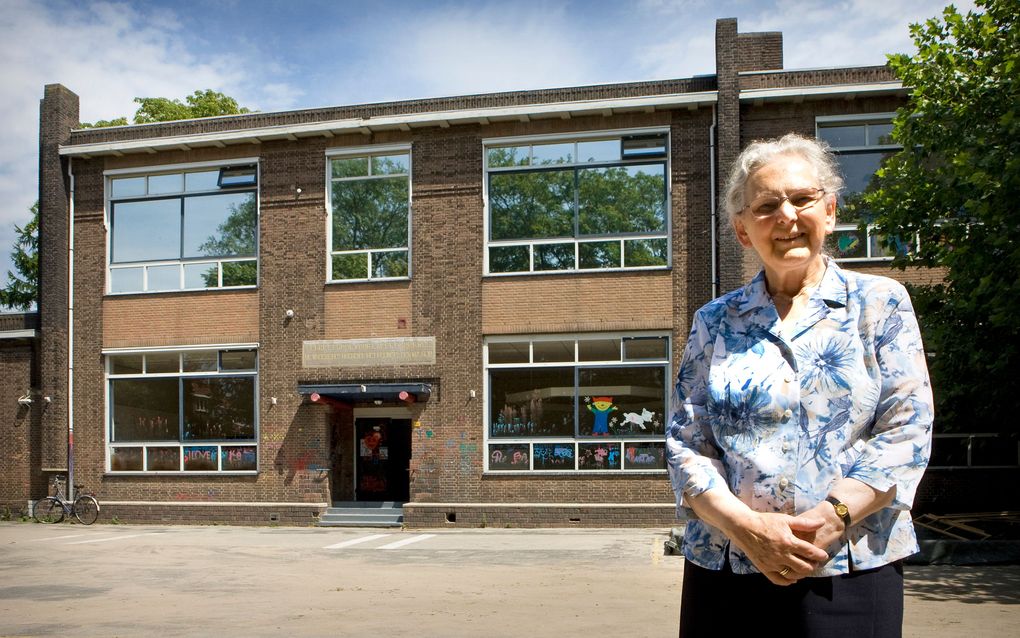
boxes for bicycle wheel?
[34,497,65,524]
[73,495,99,525]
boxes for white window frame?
[482,127,672,276]
[482,331,671,474]
[104,158,261,295]
[325,143,413,283]
[103,343,259,475]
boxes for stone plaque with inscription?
[302,337,436,368]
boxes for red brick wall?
[0,340,40,514]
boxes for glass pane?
[818,124,866,148]
[146,447,180,471]
[579,241,621,269]
[488,444,531,471]
[110,267,144,293]
[184,262,218,289]
[533,340,574,363]
[373,251,408,278]
[185,170,220,192]
[489,245,530,273]
[220,350,256,371]
[110,378,180,442]
[487,342,529,364]
[182,351,218,372]
[578,338,621,362]
[110,447,143,471]
[218,167,256,187]
[578,442,621,470]
[835,151,889,197]
[489,367,574,437]
[534,443,575,470]
[332,253,369,280]
[371,154,409,175]
[622,135,667,159]
[869,122,895,146]
[624,238,668,267]
[826,228,867,259]
[183,377,255,440]
[332,157,369,178]
[332,177,408,250]
[487,146,530,168]
[221,445,258,471]
[146,352,180,374]
[111,199,181,263]
[624,336,668,360]
[577,140,619,163]
[148,173,183,195]
[183,446,219,471]
[109,354,143,375]
[147,264,180,291]
[183,192,257,258]
[580,366,666,436]
[869,231,893,258]
[578,164,666,235]
[489,171,574,240]
[111,177,146,199]
[531,142,573,165]
[534,243,574,271]
[222,260,257,286]
[624,442,667,470]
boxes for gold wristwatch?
[825,496,852,528]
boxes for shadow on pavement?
[904,565,1020,604]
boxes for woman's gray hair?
[721,133,844,221]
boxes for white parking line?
[323,534,392,549]
[377,534,436,550]
[24,533,88,542]
[66,533,161,545]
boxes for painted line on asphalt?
[25,533,88,542]
[378,534,436,550]
[324,534,392,549]
[66,533,162,545]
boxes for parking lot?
[1,522,1018,637]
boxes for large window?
[328,148,411,281]
[106,348,258,473]
[485,334,669,472]
[484,132,670,274]
[107,164,258,293]
[817,115,913,261]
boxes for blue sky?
[0,0,974,302]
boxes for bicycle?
[33,476,100,525]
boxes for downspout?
[709,105,719,299]
[67,157,75,500]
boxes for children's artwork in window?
[578,442,621,470]
[624,442,667,470]
[534,443,575,470]
[488,444,530,471]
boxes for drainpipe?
[67,157,75,500]
[709,105,719,299]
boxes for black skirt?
[679,558,904,638]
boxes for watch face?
[836,504,849,517]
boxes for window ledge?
[104,285,258,298]
[325,276,412,285]
[482,470,668,477]
[104,471,259,477]
[484,265,671,279]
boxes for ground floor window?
[105,347,258,473]
[484,333,669,472]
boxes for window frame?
[482,128,672,276]
[104,344,259,475]
[325,143,413,283]
[104,158,261,295]
[483,332,671,474]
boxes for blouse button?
[778,477,790,490]
[784,375,794,384]
[783,409,793,420]
[781,441,791,453]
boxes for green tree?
[863,0,1020,434]
[80,89,250,128]
[0,202,39,311]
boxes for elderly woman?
[667,133,933,637]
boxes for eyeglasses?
[743,187,827,218]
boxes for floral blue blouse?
[667,260,934,576]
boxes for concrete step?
[317,502,404,528]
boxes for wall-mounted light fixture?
[285,309,295,319]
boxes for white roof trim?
[101,342,259,354]
[740,82,906,102]
[0,329,36,339]
[59,92,718,158]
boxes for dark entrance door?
[355,418,411,502]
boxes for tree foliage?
[80,89,250,128]
[863,0,1020,432]
[0,202,39,311]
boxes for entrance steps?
[318,501,404,527]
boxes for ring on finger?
[779,567,791,577]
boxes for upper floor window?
[817,116,913,261]
[107,163,258,293]
[484,131,670,275]
[327,148,411,282]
